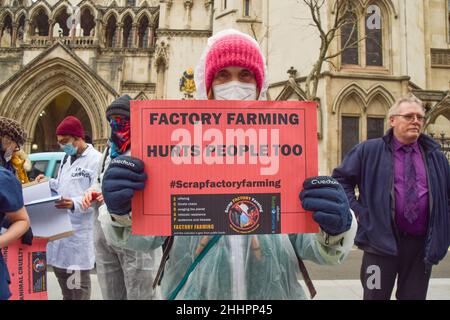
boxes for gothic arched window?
[54,7,71,36]
[138,15,149,48]
[105,15,117,47]
[122,15,133,48]
[341,11,359,65]
[338,91,388,161]
[80,8,95,36]
[1,14,13,47]
[339,1,388,69]
[17,14,25,43]
[31,8,49,36]
[365,3,383,66]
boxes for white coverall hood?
[194,29,269,101]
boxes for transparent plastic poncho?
[101,29,354,300]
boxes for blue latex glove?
[102,156,147,216]
[299,176,352,236]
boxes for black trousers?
[53,267,91,300]
[360,234,432,300]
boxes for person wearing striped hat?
[0,116,26,173]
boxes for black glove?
[21,227,33,246]
[299,176,352,236]
[102,156,147,215]
[0,218,11,229]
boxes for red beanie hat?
[56,116,85,138]
[205,33,265,94]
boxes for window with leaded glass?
[341,11,359,65]
[244,0,250,16]
[367,117,385,140]
[365,5,383,66]
[341,116,360,161]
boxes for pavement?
[46,248,450,300]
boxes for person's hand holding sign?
[102,155,147,223]
[299,176,352,236]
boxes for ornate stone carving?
[154,39,169,68]
[155,28,212,38]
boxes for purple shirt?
[393,137,429,236]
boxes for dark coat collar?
[382,128,440,154]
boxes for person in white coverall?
[99,29,358,300]
[81,95,161,300]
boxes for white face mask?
[213,81,257,101]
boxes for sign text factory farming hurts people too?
[131,100,318,236]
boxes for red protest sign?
[1,238,48,300]
[131,100,318,236]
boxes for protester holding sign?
[81,95,161,300]
[100,29,357,299]
[36,116,101,300]
[0,166,30,300]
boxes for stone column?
[131,23,138,48]
[148,23,155,48]
[11,23,17,47]
[0,23,4,47]
[48,19,54,42]
[70,18,77,40]
[143,26,150,48]
[24,138,32,155]
[184,0,193,29]
[23,18,29,43]
[204,0,212,30]
[116,22,123,48]
[165,0,173,28]
[95,18,102,46]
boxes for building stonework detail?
[0,0,448,171]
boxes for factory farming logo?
[32,257,46,273]
[227,196,262,234]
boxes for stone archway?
[424,95,450,133]
[0,45,118,152]
[32,92,93,152]
[425,103,450,140]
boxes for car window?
[52,160,61,178]
[28,160,49,181]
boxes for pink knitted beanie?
[205,33,264,94]
[56,116,85,138]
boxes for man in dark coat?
[333,95,450,300]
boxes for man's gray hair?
[388,94,425,118]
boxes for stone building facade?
[0,0,449,174]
